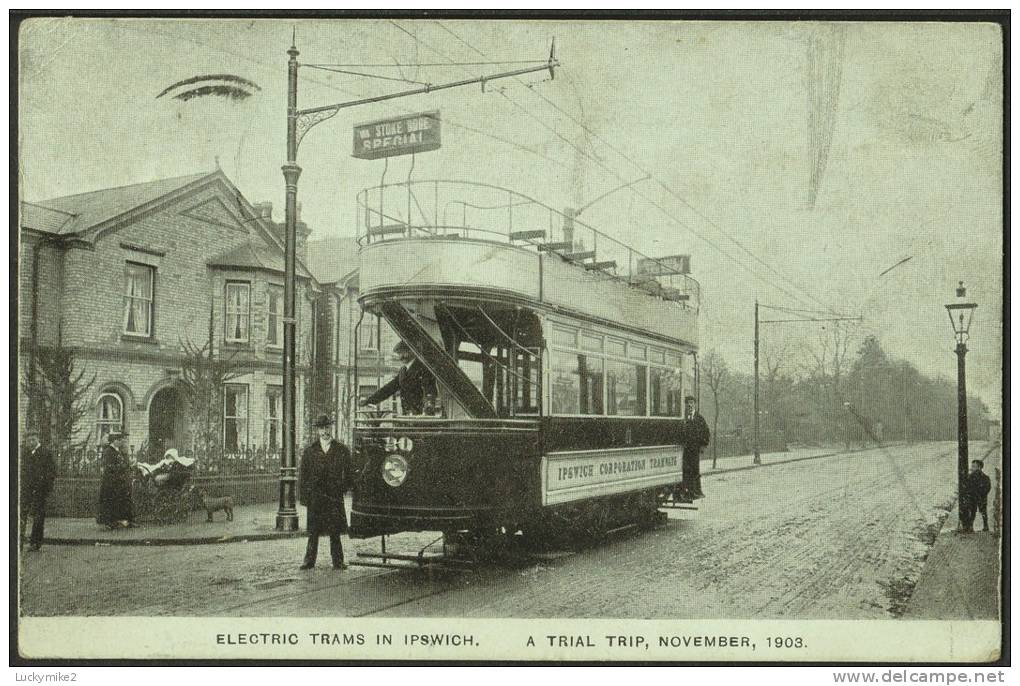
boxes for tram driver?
[361,341,438,415]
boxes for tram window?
[550,349,581,414]
[607,360,647,416]
[457,343,487,396]
[580,333,604,353]
[667,387,683,417]
[551,326,577,347]
[607,337,627,357]
[629,344,647,361]
[649,367,671,416]
[666,351,682,368]
[579,356,604,415]
[513,348,541,415]
[649,348,666,364]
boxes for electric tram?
[349,180,700,547]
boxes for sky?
[18,18,1004,414]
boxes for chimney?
[254,201,273,220]
[295,202,311,265]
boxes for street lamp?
[945,281,977,532]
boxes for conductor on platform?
[299,414,354,570]
[680,395,710,500]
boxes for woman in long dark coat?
[97,431,135,528]
[299,415,354,570]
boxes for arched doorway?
[148,386,185,460]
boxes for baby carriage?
[134,449,197,524]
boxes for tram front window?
[436,303,542,417]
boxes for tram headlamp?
[381,455,409,487]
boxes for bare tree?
[21,345,96,453]
[701,349,730,468]
[179,304,242,457]
[761,333,794,447]
[803,319,860,447]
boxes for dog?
[193,488,234,522]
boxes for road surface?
[20,442,983,619]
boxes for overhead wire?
[435,21,841,316]
[108,20,573,176]
[304,60,549,67]
[432,20,838,314]
[302,63,431,86]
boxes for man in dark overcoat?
[299,414,355,570]
[680,395,710,500]
[20,429,56,551]
[362,341,437,415]
[96,431,135,529]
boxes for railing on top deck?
[355,180,700,310]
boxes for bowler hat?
[313,414,334,428]
[394,340,411,354]
[684,395,697,402]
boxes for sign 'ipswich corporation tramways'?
[541,445,682,506]
[352,111,441,160]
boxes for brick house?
[17,169,391,465]
[304,236,403,442]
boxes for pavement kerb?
[39,443,904,547]
[41,530,304,547]
[703,442,899,479]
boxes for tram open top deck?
[356,179,700,350]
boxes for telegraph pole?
[274,38,559,531]
[753,301,760,465]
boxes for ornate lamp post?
[945,281,977,532]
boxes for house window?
[265,387,282,451]
[267,285,284,348]
[123,263,154,337]
[225,282,251,344]
[96,392,123,444]
[223,384,249,453]
[360,315,380,352]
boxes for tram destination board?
[352,110,441,160]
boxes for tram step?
[538,241,572,252]
[585,260,617,271]
[509,229,546,241]
[563,250,596,261]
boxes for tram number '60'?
[384,437,414,453]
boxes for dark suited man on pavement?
[299,414,355,570]
[361,341,437,415]
[20,429,56,551]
